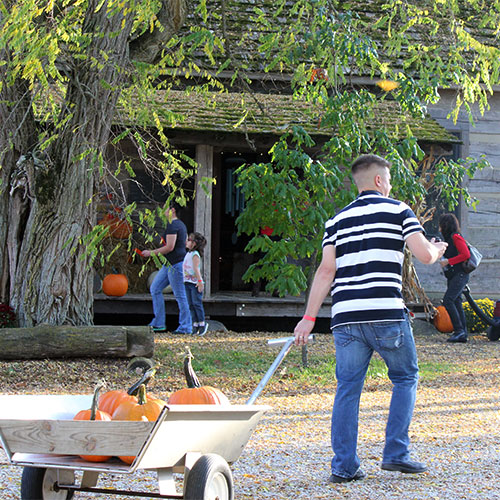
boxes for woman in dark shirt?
[439,213,471,343]
[141,202,192,334]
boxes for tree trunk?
[0,13,38,304]
[3,0,135,326]
[1,0,187,326]
[0,325,154,359]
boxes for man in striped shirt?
[294,154,447,484]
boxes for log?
[0,325,154,360]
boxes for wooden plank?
[467,167,500,182]
[236,302,330,318]
[195,144,214,298]
[0,420,152,456]
[415,260,500,297]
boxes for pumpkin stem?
[137,384,148,405]
[90,379,106,421]
[184,346,201,389]
[127,366,157,396]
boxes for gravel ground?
[1,330,499,499]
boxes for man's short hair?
[351,154,391,177]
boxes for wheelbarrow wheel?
[21,467,75,500]
[184,453,233,500]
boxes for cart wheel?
[21,467,75,500]
[184,454,234,500]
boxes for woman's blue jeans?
[149,262,192,333]
[185,282,205,323]
[443,270,469,333]
[331,316,419,478]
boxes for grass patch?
[155,341,464,389]
[418,361,461,381]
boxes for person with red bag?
[438,213,471,343]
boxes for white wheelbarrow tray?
[0,395,269,499]
[0,335,306,499]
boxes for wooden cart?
[0,335,306,499]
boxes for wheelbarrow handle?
[246,335,314,405]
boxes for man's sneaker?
[171,330,188,335]
[197,323,209,336]
[329,468,366,484]
[381,460,427,474]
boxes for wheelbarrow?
[462,286,500,341]
[0,335,309,499]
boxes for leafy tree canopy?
[0,0,499,323]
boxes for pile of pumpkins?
[73,348,229,464]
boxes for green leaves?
[235,129,347,297]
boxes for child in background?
[183,232,208,336]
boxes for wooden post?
[194,144,214,298]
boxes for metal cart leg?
[157,467,178,496]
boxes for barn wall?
[415,91,500,301]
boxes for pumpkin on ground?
[73,381,112,462]
[112,384,166,464]
[168,347,230,405]
[433,305,454,333]
[102,272,128,297]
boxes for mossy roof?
[180,0,499,79]
[145,89,458,143]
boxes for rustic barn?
[95,1,500,323]
[94,91,461,322]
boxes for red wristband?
[303,315,316,322]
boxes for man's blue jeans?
[149,262,192,333]
[331,316,419,478]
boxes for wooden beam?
[194,144,214,297]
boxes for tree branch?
[129,0,188,64]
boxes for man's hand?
[294,318,314,346]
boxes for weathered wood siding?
[415,90,500,300]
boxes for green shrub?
[463,298,495,333]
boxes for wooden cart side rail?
[0,419,153,457]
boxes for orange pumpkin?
[99,366,159,415]
[98,390,137,416]
[433,305,454,333]
[112,384,166,464]
[168,348,230,405]
[102,273,128,296]
[73,381,112,462]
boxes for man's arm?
[406,232,447,264]
[294,244,336,345]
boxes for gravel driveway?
[1,329,499,499]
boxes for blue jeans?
[149,263,192,333]
[443,271,469,333]
[185,282,205,323]
[331,316,419,478]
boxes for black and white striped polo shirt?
[323,190,424,329]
